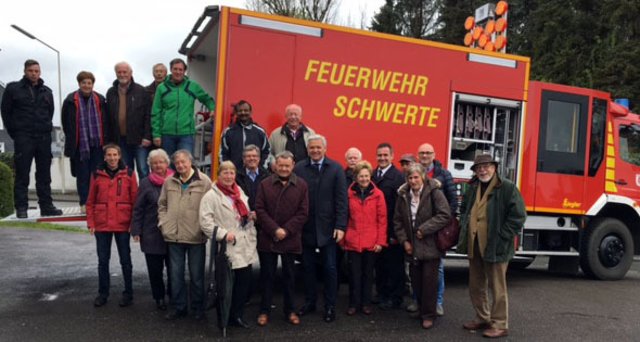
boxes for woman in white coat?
[200,161,258,328]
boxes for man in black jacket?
[106,62,152,178]
[0,60,62,218]
[220,100,270,171]
[235,144,269,211]
[372,143,406,310]
[294,134,348,323]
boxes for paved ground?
[1,226,639,341]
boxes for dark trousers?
[12,133,53,210]
[168,242,205,313]
[95,232,132,298]
[229,265,252,321]
[259,252,296,315]
[302,240,338,309]
[347,250,376,308]
[375,244,405,304]
[410,258,440,320]
[71,147,103,206]
[144,253,171,301]
[118,138,149,178]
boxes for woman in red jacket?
[343,161,387,316]
[86,144,138,308]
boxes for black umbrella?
[207,228,234,337]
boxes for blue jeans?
[72,146,103,206]
[302,241,338,309]
[119,139,149,178]
[162,135,194,158]
[95,232,132,299]
[437,259,445,306]
[168,242,205,313]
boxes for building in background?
[0,82,13,153]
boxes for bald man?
[269,104,316,164]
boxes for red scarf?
[216,181,249,219]
[148,168,175,187]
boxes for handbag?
[430,190,460,253]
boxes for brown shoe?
[421,319,434,329]
[483,328,508,338]
[463,320,491,330]
[346,307,357,316]
[288,313,300,325]
[362,306,373,315]
[257,314,269,326]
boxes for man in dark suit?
[372,143,406,310]
[294,134,348,323]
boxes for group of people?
[1,59,526,339]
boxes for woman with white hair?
[130,149,174,310]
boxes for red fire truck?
[181,6,640,280]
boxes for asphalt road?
[1,226,639,342]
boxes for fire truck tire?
[580,218,633,280]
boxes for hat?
[471,154,498,171]
[399,153,416,163]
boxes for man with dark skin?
[1,59,62,218]
[220,100,270,171]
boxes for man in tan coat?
[158,150,212,321]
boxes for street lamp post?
[11,24,66,194]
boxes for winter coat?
[151,76,215,138]
[431,159,459,214]
[1,77,54,138]
[235,167,270,210]
[158,167,212,244]
[130,177,167,255]
[220,121,270,170]
[200,182,258,269]
[268,123,316,160]
[456,175,526,263]
[294,157,348,247]
[373,165,405,241]
[394,179,451,261]
[255,173,309,254]
[343,182,388,253]
[106,79,151,145]
[86,161,138,232]
[61,91,108,158]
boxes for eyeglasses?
[418,151,434,155]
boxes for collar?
[311,157,325,166]
[246,168,259,175]
[411,185,424,198]
[270,173,298,185]
[378,164,392,175]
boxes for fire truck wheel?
[580,218,633,280]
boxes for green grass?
[0,221,87,233]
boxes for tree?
[246,0,338,23]
[370,0,443,39]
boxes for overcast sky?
[1,0,383,124]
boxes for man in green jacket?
[151,58,215,157]
[457,154,526,339]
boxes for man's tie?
[314,162,322,172]
[249,170,257,182]
[377,168,383,180]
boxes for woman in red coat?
[343,161,387,316]
[86,143,138,307]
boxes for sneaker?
[80,205,86,214]
[406,300,419,313]
[119,296,133,307]
[16,209,28,219]
[436,304,444,316]
[40,206,63,216]
[94,296,107,307]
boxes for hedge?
[0,160,14,218]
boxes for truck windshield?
[619,124,640,166]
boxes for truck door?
[534,90,588,212]
[613,119,640,200]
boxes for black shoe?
[324,308,336,323]
[165,309,188,320]
[297,303,316,316]
[229,317,250,328]
[16,209,28,219]
[94,296,107,307]
[156,299,167,311]
[40,207,63,216]
[119,296,133,307]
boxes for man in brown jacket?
[255,151,309,326]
